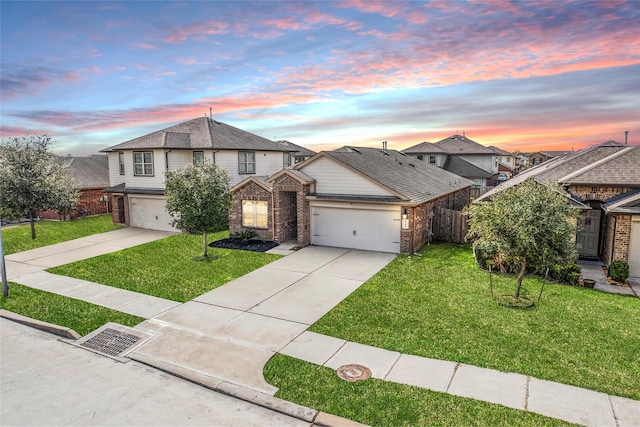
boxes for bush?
[549,263,581,285]
[609,260,629,283]
[230,229,258,244]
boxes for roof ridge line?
[558,145,637,182]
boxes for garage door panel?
[311,206,400,253]
[630,220,640,278]
[130,197,177,232]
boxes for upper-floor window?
[283,153,292,168]
[193,151,204,165]
[533,158,542,165]
[417,154,424,161]
[133,151,154,176]
[118,152,125,175]
[505,156,511,163]
[429,155,436,164]
[239,151,255,174]
[294,156,305,164]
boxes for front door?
[117,197,125,224]
[577,209,601,259]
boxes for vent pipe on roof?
[624,130,629,145]
[382,141,388,155]
[209,107,212,120]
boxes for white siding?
[300,156,394,196]
[167,151,192,170]
[215,150,285,186]
[107,149,165,188]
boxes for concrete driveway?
[129,246,396,395]
[4,227,177,280]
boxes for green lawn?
[265,355,576,427]
[2,215,121,255]
[0,283,143,336]
[302,244,639,401]
[49,231,281,302]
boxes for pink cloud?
[163,20,229,43]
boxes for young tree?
[165,162,232,258]
[466,179,578,299]
[0,135,79,239]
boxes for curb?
[0,310,81,340]
[128,351,364,426]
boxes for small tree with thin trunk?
[466,179,578,302]
[165,162,232,258]
[0,135,79,239]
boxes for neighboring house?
[488,146,517,177]
[478,140,640,277]
[277,140,316,166]
[39,155,111,220]
[230,146,472,254]
[404,134,498,187]
[528,150,570,166]
[101,117,296,231]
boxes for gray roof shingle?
[55,155,109,188]
[477,141,637,201]
[305,146,472,205]
[444,156,494,179]
[102,117,290,152]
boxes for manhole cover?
[336,364,372,382]
[80,328,141,356]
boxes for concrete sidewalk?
[578,260,639,297]
[281,331,640,427]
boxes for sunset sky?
[1,0,639,156]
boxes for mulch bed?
[208,238,279,253]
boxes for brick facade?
[229,181,273,241]
[39,187,111,220]
[569,184,635,265]
[230,172,471,253]
[272,175,311,246]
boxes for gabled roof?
[231,175,272,193]
[402,141,445,154]
[444,156,494,179]
[298,146,472,205]
[102,117,291,153]
[487,146,512,156]
[477,140,636,201]
[558,145,640,185]
[434,135,495,155]
[55,154,109,188]
[537,150,571,158]
[603,189,640,214]
[276,140,316,157]
[267,167,315,185]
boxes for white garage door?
[311,205,400,253]
[129,197,177,232]
[629,218,640,278]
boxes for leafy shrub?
[609,260,629,283]
[230,229,258,244]
[549,263,581,285]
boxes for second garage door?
[129,196,177,232]
[311,205,400,253]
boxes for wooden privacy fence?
[432,207,469,244]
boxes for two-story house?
[102,117,295,231]
[488,146,517,178]
[403,134,498,187]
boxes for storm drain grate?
[80,328,141,356]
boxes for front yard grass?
[0,283,143,336]
[265,355,576,427]
[2,215,121,255]
[303,244,640,401]
[49,231,281,302]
